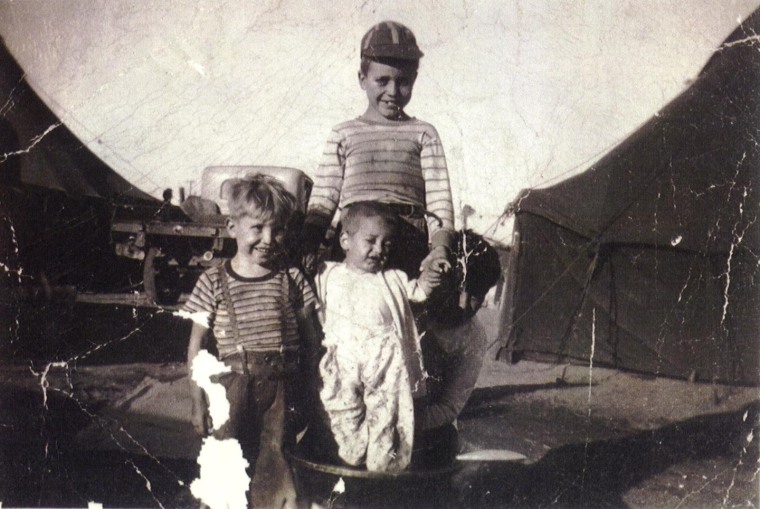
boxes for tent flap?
[501,9,760,385]
[0,36,156,203]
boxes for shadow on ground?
[2,378,755,508]
[0,386,198,508]
[1,301,757,508]
[453,401,759,508]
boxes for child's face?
[359,60,417,121]
[227,210,286,268]
[340,215,394,273]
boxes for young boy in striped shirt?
[302,20,455,280]
[185,175,318,508]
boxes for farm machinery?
[110,166,312,306]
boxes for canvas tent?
[0,37,155,201]
[0,37,157,292]
[498,10,760,385]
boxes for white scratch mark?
[587,307,595,412]
[189,351,250,508]
[670,235,683,247]
[720,188,752,326]
[720,34,760,49]
[720,409,757,508]
[187,59,206,76]
[191,437,250,509]
[0,74,25,115]
[580,308,596,495]
[1,214,23,341]
[673,469,725,509]
[174,309,211,329]
[333,477,346,494]
[0,123,62,163]
[0,216,22,283]
[456,230,475,294]
[190,350,231,430]
[676,264,695,305]
[0,260,22,277]
[126,459,164,509]
[325,476,347,507]
[722,242,736,326]
[29,361,67,409]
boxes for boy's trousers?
[212,357,301,509]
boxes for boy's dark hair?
[227,174,296,226]
[456,231,502,301]
[428,230,502,327]
[340,201,398,235]
[360,56,419,75]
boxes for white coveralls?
[314,262,427,471]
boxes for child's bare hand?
[420,246,451,274]
[417,267,442,295]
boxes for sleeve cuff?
[430,229,455,250]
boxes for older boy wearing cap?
[302,20,455,280]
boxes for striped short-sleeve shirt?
[305,117,455,247]
[183,262,316,359]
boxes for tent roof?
[503,10,760,385]
[0,37,155,203]
[514,9,759,255]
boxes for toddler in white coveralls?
[313,201,442,472]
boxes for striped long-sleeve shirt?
[305,117,455,248]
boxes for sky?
[0,0,758,240]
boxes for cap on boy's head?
[361,21,424,60]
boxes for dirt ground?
[0,304,758,508]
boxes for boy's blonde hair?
[227,174,296,225]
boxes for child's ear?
[358,71,367,90]
[339,230,351,251]
[226,217,236,238]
